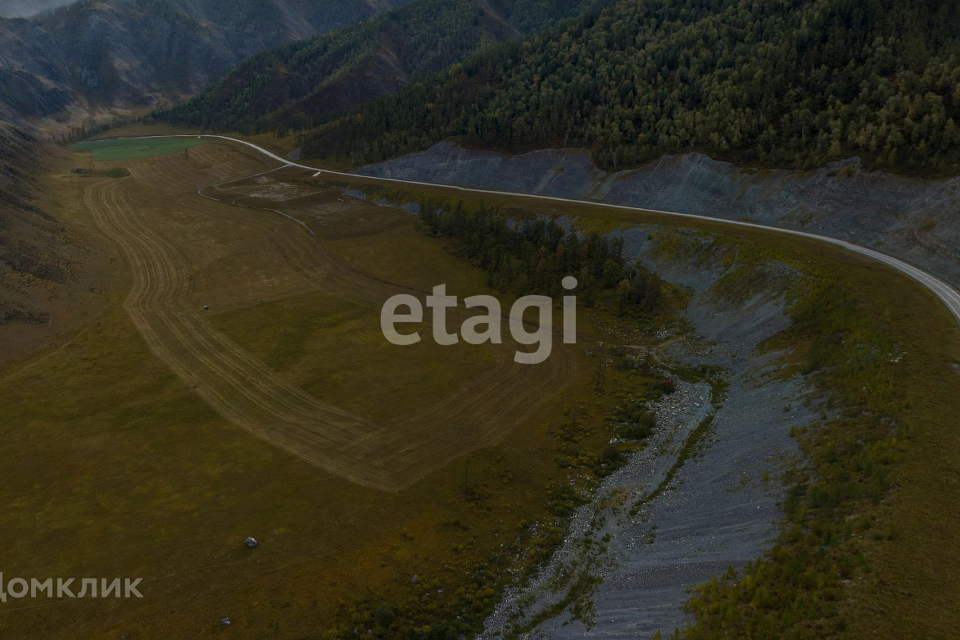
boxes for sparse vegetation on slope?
[0,125,70,340]
[0,125,61,297]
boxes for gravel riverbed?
[479,245,820,639]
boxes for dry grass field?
[2,134,959,639]
[79,146,578,489]
[0,140,606,639]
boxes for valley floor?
[1,135,959,639]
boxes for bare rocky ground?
[359,143,960,289]
[477,233,819,639]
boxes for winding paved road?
[128,134,960,326]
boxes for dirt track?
[83,147,578,490]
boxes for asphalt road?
[130,134,960,327]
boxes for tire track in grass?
[84,158,578,490]
[85,180,388,485]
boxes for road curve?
[115,134,960,326]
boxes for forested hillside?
[293,0,960,174]
[158,0,594,135]
[0,0,413,129]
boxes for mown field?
[0,140,642,638]
[1,135,958,639]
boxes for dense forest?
[411,195,662,314]
[157,0,594,136]
[290,0,960,174]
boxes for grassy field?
[3,133,959,639]
[0,142,624,638]
[208,286,502,424]
[86,121,355,170]
[69,137,206,161]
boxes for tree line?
[416,196,662,315]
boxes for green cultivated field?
[69,137,206,161]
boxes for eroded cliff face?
[360,143,960,288]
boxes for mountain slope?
[0,125,54,297]
[0,0,413,130]
[0,123,91,365]
[158,0,594,135]
[296,0,960,175]
[0,0,77,18]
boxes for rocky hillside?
[0,0,77,18]
[0,124,73,345]
[0,125,60,297]
[0,0,413,130]
[361,142,960,289]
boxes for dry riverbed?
[480,233,819,638]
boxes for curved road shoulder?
[116,134,960,327]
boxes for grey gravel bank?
[479,239,819,639]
